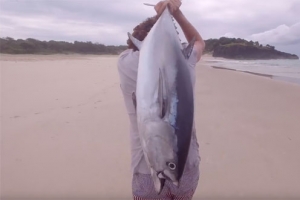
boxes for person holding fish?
[118,0,205,199]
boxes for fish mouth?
[173,181,179,187]
[157,171,165,179]
[157,171,179,187]
[156,172,166,194]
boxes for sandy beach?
[1,54,300,199]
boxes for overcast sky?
[1,0,300,55]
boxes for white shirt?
[117,48,201,174]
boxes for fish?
[128,7,195,193]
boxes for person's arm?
[173,9,205,61]
[155,0,205,61]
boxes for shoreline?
[1,53,299,86]
[210,65,300,86]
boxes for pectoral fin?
[158,69,168,118]
[127,33,142,50]
[158,69,170,118]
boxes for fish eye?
[167,162,176,170]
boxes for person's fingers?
[167,3,173,12]
[155,0,170,15]
[170,0,181,9]
[162,0,170,11]
[170,4,176,13]
[154,1,161,12]
[176,0,182,9]
[159,2,167,14]
[154,1,165,13]
[168,0,181,14]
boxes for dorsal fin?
[127,32,142,50]
[182,37,196,59]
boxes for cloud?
[0,0,300,55]
[222,32,237,38]
[0,0,155,29]
[0,0,158,44]
[0,13,127,45]
[249,22,300,45]
[182,0,300,39]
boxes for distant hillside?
[204,37,299,60]
[0,37,298,60]
[0,37,127,55]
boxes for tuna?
[128,7,195,193]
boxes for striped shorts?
[132,166,199,200]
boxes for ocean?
[203,57,300,85]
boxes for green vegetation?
[0,37,127,55]
[204,37,275,53]
[0,36,298,59]
[204,37,298,59]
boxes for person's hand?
[154,0,181,16]
[154,1,169,16]
[168,0,181,15]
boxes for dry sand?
[1,54,300,199]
